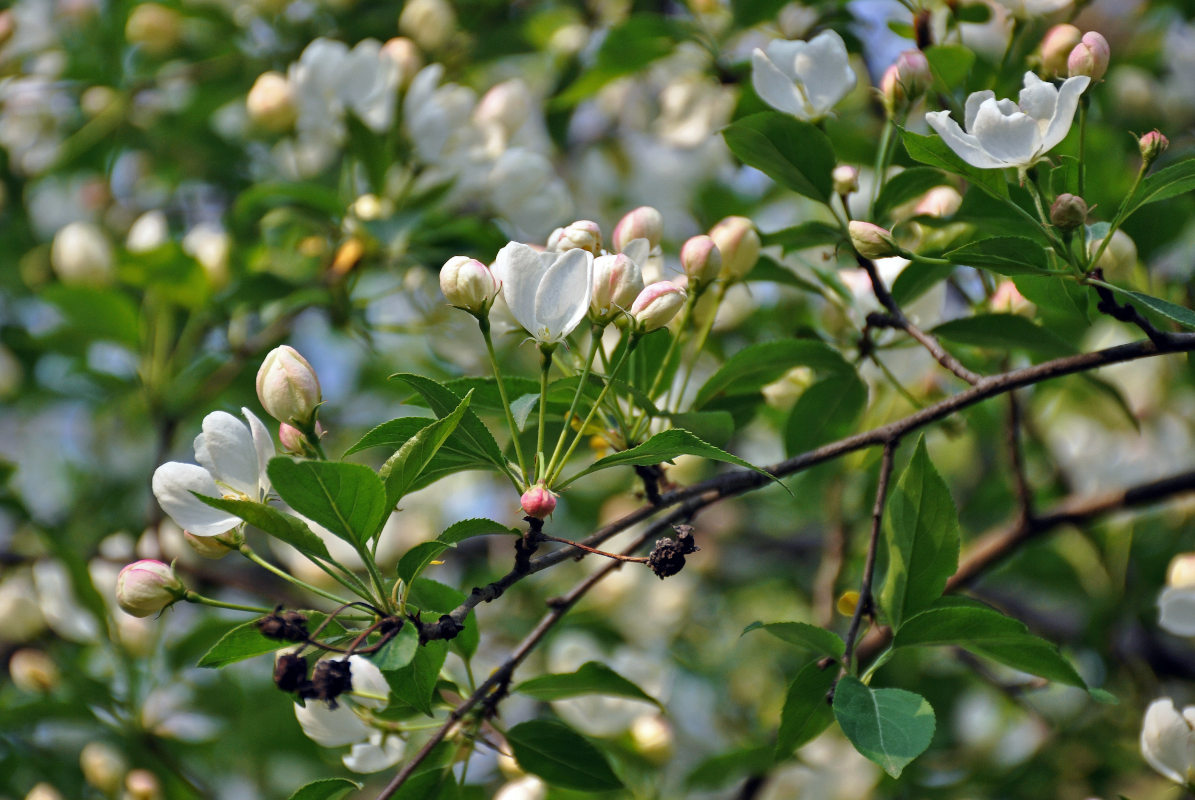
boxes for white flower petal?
[496,242,553,337]
[620,237,650,267]
[1039,75,1089,154]
[1016,72,1059,124]
[1141,698,1194,785]
[347,655,390,710]
[964,90,995,130]
[534,248,593,342]
[343,733,405,773]
[792,31,856,118]
[1159,586,1195,636]
[196,411,259,496]
[243,407,275,497]
[762,39,808,81]
[295,699,371,747]
[751,48,808,118]
[925,110,1007,169]
[152,462,240,536]
[970,100,1041,167]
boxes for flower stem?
[869,119,896,218]
[239,544,352,606]
[544,326,602,482]
[672,281,729,417]
[480,318,529,487]
[182,591,271,614]
[535,344,555,483]
[1077,95,1089,197]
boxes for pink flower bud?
[832,165,859,196]
[848,220,899,259]
[124,768,162,800]
[709,216,760,282]
[9,648,60,693]
[612,206,664,252]
[1139,130,1169,165]
[381,37,423,88]
[548,220,603,255]
[246,71,296,132]
[881,50,932,115]
[520,485,557,519]
[115,560,184,618]
[1067,31,1109,82]
[440,255,501,314]
[591,253,644,323]
[1040,24,1081,78]
[680,235,722,287]
[631,281,687,332]
[913,186,962,218]
[256,345,322,426]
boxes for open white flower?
[343,732,405,773]
[151,408,273,537]
[295,655,400,772]
[1141,698,1195,787]
[751,30,857,122]
[925,72,1089,170]
[991,0,1072,18]
[493,242,593,344]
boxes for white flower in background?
[126,210,168,252]
[925,72,1089,170]
[343,733,405,773]
[487,148,573,239]
[397,0,456,52]
[51,221,115,286]
[495,776,547,800]
[991,0,1072,18]
[294,655,403,773]
[404,64,479,164]
[1141,698,1195,787]
[475,78,533,142]
[181,223,231,289]
[493,242,593,345]
[1159,553,1195,636]
[751,30,857,121]
[151,408,273,536]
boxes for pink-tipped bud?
[520,485,557,519]
[1139,130,1169,166]
[881,50,932,115]
[124,769,163,800]
[115,560,184,618]
[256,345,322,427]
[1040,24,1081,78]
[440,255,501,314]
[913,186,962,218]
[381,37,423,88]
[475,79,532,138]
[680,235,722,288]
[832,165,860,196]
[848,220,899,259]
[612,206,664,252]
[709,216,760,282]
[631,281,687,332]
[548,220,603,255]
[990,280,1032,315]
[590,253,644,323]
[1068,31,1109,82]
[246,71,296,132]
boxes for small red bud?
[520,485,557,519]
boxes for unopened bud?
[382,38,423,88]
[126,210,168,253]
[913,186,962,218]
[115,560,184,618]
[709,216,760,282]
[475,79,532,138]
[279,420,325,454]
[440,255,501,314]
[397,0,456,51]
[124,768,162,800]
[631,281,686,332]
[881,50,933,115]
[680,235,722,288]
[548,220,602,255]
[1050,193,1088,230]
[1087,229,1137,277]
[1139,130,1169,166]
[990,280,1032,314]
[832,165,859,196]
[1040,24,1081,78]
[247,71,296,132]
[612,206,664,252]
[181,223,231,290]
[184,529,241,559]
[520,485,557,519]
[256,345,322,427]
[631,715,674,764]
[9,648,60,693]
[1167,553,1195,588]
[1068,31,1109,82]
[25,784,64,800]
[51,221,115,287]
[591,253,644,323]
[80,742,127,794]
[848,220,899,259]
[125,3,182,57]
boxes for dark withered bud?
[647,525,700,579]
[256,607,310,642]
[308,658,353,707]
[1050,193,1088,230]
[274,652,309,693]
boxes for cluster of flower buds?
[1040,24,1109,81]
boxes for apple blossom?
[631,281,686,332]
[256,345,322,426]
[247,71,296,132]
[1141,698,1195,786]
[1040,24,1081,78]
[8,648,59,692]
[151,408,273,536]
[612,206,664,252]
[881,50,933,116]
[548,220,602,255]
[925,72,1090,170]
[680,235,721,288]
[493,242,594,345]
[124,769,162,800]
[709,216,761,282]
[1159,551,1195,636]
[80,742,126,795]
[520,485,557,519]
[294,655,401,772]
[1087,229,1137,276]
[125,3,181,57]
[1140,130,1169,165]
[51,221,114,286]
[751,30,857,121]
[381,37,422,88]
[1068,32,1109,81]
[126,210,168,252]
[397,0,455,52]
[115,560,184,618]
[849,221,899,259]
[991,0,1072,17]
[590,253,643,324]
[440,255,501,314]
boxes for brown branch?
[1006,389,1034,525]
[858,253,983,385]
[842,440,898,672]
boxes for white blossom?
[493,243,593,345]
[1141,698,1195,787]
[991,0,1072,18]
[751,30,857,121]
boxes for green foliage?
[513,661,661,706]
[286,778,362,800]
[833,676,936,779]
[742,621,846,660]
[723,112,836,204]
[776,661,838,759]
[268,459,388,547]
[507,720,624,791]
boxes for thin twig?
[540,535,649,563]
[1006,388,1034,525]
[842,440,898,672]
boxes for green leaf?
[776,661,837,759]
[901,129,1008,201]
[507,720,624,791]
[198,614,341,668]
[944,236,1051,275]
[685,746,774,790]
[397,540,450,587]
[386,639,447,716]
[510,393,538,432]
[1013,274,1090,323]
[233,181,345,224]
[41,285,141,347]
[1096,283,1195,330]
[875,167,951,221]
[343,417,482,460]
[1123,157,1195,216]
[879,437,960,630]
[893,605,1087,688]
[723,112,835,203]
[437,518,520,544]
[397,518,519,587]
[761,221,845,252]
[373,623,420,671]
[663,410,735,447]
[194,496,331,562]
[287,778,362,800]
[268,458,388,547]
[390,374,505,468]
[749,256,831,295]
[833,676,935,778]
[555,15,686,105]
[694,339,851,409]
[731,0,789,26]
[932,314,1075,358]
[891,262,955,306]
[924,45,975,92]
[566,428,774,484]
[743,621,845,660]
[380,391,473,508]
[513,661,660,707]
[784,372,867,457]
